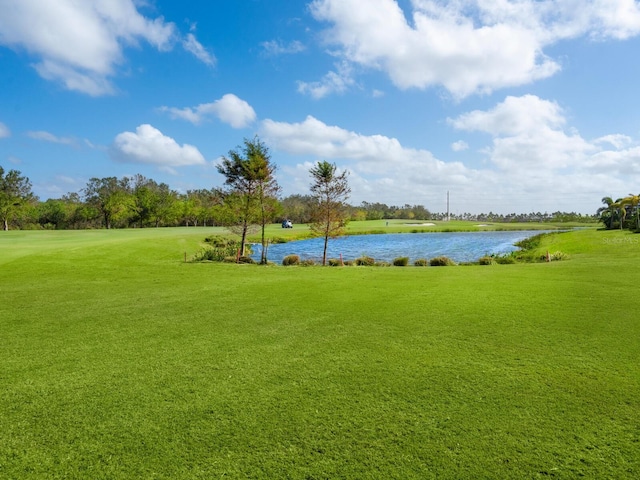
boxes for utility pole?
[446,191,450,222]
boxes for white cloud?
[448,94,640,187]
[26,130,76,146]
[448,95,566,136]
[111,124,205,170]
[594,134,633,149]
[451,140,469,152]
[261,115,485,206]
[159,94,256,128]
[261,39,306,56]
[450,95,595,170]
[585,146,640,175]
[0,0,176,95]
[297,61,355,99]
[182,33,215,66]
[211,94,257,128]
[260,107,640,213]
[590,0,640,39]
[0,122,10,138]
[308,0,640,98]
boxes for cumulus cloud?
[448,94,640,182]
[111,124,205,170]
[182,33,215,66]
[0,122,10,138]
[585,146,640,175]
[26,130,76,145]
[589,0,640,39]
[159,94,257,128]
[450,95,596,170]
[0,0,176,95]
[448,95,566,136]
[261,115,484,206]
[308,0,640,97]
[260,105,640,213]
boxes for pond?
[252,230,548,264]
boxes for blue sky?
[1,0,640,214]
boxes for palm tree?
[622,193,640,230]
[597,196,617,229]
[613,199,626,230]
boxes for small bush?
[192,248,217,262]
[237,256,255,264]
[430,256,456,266]
[193,246,241,262]
[495,255,516,264]
[222,256,237,263]
[198,236,252,261]
[393,257,409,266]
[282,254,300,266]
[300,259,316,266]
[414,258,429,267]
[478,256,494,265]
[375,261,391,267]
[269,237,288,244]
[328,258,342,267]
[344,260,354,266]
[515,233,548,251]
[355,255,375,266]
[204,235,234,247]
[548,251,569,261]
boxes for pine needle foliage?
[309,161,351,266]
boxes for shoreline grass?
[1,226,638,478]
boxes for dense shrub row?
[192,236,253,262]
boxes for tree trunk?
[322,235,329,266]
[261,239,269,265]
[240,223,248,257]
[3,218,8,231]
[260,217,267,264]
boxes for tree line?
[2,136,601,236]
[0,137,353,265]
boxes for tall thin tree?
[217,136,280,261]
[309,161,351,266]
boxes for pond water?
[253,230,549,264]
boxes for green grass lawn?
[1,225,638,478]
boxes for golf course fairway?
[1,225,638,478]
